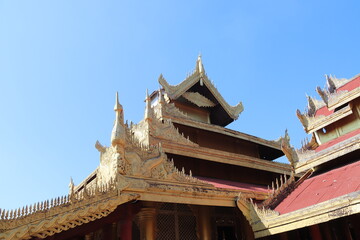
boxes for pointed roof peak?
[111,92,126,147]
[196,54,205,74]
[159,55,244,126]
[69,177,74,187]
[158,88,165,104]
[144,89,153,120]
[114,92,123,111]
[145,88,150,100]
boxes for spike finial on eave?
[158,88,165,104]
[316,86,329,104]
[111,92,126,147]
[196,54,205,83]
[114,92,123,112]
[144,89,152,121]
[280,129,298,167]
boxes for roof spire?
[111,92,126,147]
[114,92,123,112]
[157,88,165,119]
[196,55,205,73]
[144,89,152,121]
[196,54,205,86]
[68,177,75,196]
[158,88,165,104]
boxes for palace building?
[237,74,360,239]
[0,57,359,240]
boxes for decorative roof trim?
[294,133,360,173]
[158,57,243,120]
[238,191,360,239]
[182,92,216,107]
[166,114,283,151]
[162,141,291,175]
[281,128,360,173]
[296,104,353,133]
[298,73,360,129]
[0,181,139,240]
[326,74,360,91]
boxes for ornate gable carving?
[182,92,216,107]
[158,56,244,121]
[298,74,360,131]
[95,92,202,188]
[0,179,139,240]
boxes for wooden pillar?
[239,211,254,240]
[103,223,113,240]
[309,225,322,240]
[197,206,211,240]
[320,222,333,240]
[349,214,360,239]
[339,218,352,240]
[119,215,133,240]
[279,232,288,240]
[84,233,93,240]
[112,222,118,240]
[137,207,157,240]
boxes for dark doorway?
[217,226,236,240]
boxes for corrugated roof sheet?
[275,160,360,214]
[196,176,269,193]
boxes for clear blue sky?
[1,0,359,210]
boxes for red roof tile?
[314,76,359,117]
[196,176,269,193]
[337,75,360,93]
[314,106,334,117]
[274,160,360,214]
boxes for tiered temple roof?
[237,73,360,239]
[0,56,289,240]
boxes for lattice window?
[157,203,197,240]
[157,213,176,239]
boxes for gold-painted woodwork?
[158,56,243,120]
[137,207,157,240]
[236,191,360,239]
[0,192,138,240]
[196,206,212,240]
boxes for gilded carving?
[279,130,299,166]
[0,178,139,240]
[182,92,216,107]
[158,56,244,120]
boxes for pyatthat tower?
[237,74,360,239]
[1,56,295,240]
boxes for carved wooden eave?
[281,128,359,174]
[182,92,216,107]
[297,74,360,131]
[236,167,311,227]
[162,109,283,152]
[317,74,360,110]
[297,104,354,134]
[279,130,299,168]
[152,97,285,166]
[296,96,327,132]
[162,141,291,175]
[121,175,269,208]
[306,95,326,117]
[90,92,270,203]
[238,191,360,239]
[0,180,139,240]
[131,115,199,148]
[257,171,297,210]
[294,133,360,173]
[158,57,244,124]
